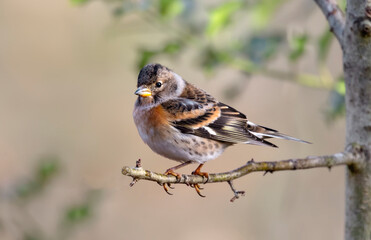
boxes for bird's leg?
[162,161,192,195]
[192,163,209,180]
[164,161,192,179]
[190,163,209,197]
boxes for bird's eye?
[155,82,162,88]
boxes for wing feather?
[161,83,276,147]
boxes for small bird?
[133,63,309,196]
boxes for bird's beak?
[135,86,152,97]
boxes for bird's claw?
[189,184,206,197]
[163,183,173,195]
[189,164,209,197]
[161,163,209,197]
[162,169,181,195]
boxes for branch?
[313,0,346,46]
[122,152,361,186]
[123,149,364,202]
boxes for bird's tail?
[246,121,311,144]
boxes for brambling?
[133,63,309,197]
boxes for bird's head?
[135,63,185,105]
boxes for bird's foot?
[164,168,182,180]
[162,169,181,195]
[190,164,209,197]
[191,164,209,182]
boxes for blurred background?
[0,0,346,239]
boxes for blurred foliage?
[70,0,90,5]
[248,0,285,29]
[289,34,308,61]
[0,156,101,240]
[137,40,183,69]
[74,0,345,120]
[206,1,244,36]
[325,77,346,121]
[62,190,100,226]
[57,190,101,240]
[244,34,283,65]
[158,0,184,19]
[15,156,60,199]
[318,30,333,63]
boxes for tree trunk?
[344,0,371,239]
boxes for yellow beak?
[134,86,152,97]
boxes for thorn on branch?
[130,178,139,187]
[247,158,255,164]
[136,159,142,168]
[228,181,245,202]
[129,159,142,187]
[263,170,274,176]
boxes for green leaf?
[335,76,345,95]
[325,90,345,121]
[206,1,243,37]
[289,34,308,61]
[66,205,91,223]
[162,41,182,54]
[62,190,101,226]
[16,156,60,199]
[339,0,346,11]
[325,76,345,121]
[37,159,59,183]
[70,0,89,6]
[137,50,157,70]
[249,0,284,29]
[158,0,184,19]
[200,47,231,73]
[318,30,333,62]
[112,7,125,18]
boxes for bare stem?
[122,151,363,186]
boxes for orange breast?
[146,105,169,127]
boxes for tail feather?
[244,137,278,148]
[247,121,311,144]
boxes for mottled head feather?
[137,63,170,87]
[135,63,186,107]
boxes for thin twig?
[129,159,142,187]
[228,180,245,202]
[313,0,346,46]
